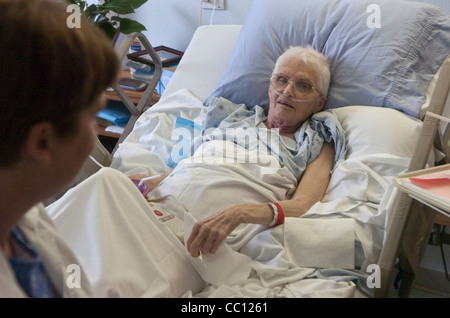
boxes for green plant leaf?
[105,0,148,15]
[129,0,148,9]
[118,18,147,34]
[68,0,87,12]
[95,20,117,39]
[85,4,102,21]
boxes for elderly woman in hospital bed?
[47,45,347,297]
[184,46,342,258]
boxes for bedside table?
[97,69,161,140]
[394,164,450,216]
[394,164,450,283]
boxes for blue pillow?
[206,0,450,118]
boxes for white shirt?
[0,204,94,297]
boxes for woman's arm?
[186,141,336,258]
[282,140,335,216]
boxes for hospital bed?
[70,0,450,297]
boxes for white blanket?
[48,166,368,297]
[47,168,205,297]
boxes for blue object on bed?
[206,0,450,118]
[167,116,202,168]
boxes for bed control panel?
[152,208,185,243]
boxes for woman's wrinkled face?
[267,55,326,132]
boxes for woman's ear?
[24,122,57,165]
[314,96,327,113]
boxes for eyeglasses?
[270,74,322,98]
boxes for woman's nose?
[282,81,295,97]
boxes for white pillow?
[334,106,422,159]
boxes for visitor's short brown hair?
[0,0,119,166]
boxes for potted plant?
[67,0,148,44]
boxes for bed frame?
[79,32,163,181]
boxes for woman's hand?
[186,205,242,258]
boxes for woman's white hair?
[275,46,331,97]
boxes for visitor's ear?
[25,122,57,165]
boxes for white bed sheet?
[48,159,368,297]
[48,167,206,297]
